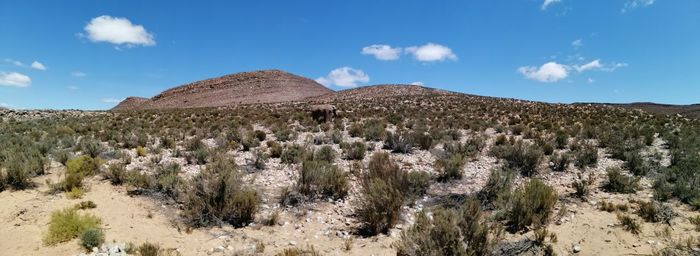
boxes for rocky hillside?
[575,102,700,119]
[310,84,456,102]
[112,70,333,111]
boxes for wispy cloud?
[316,67,370,87]
[71,71,87,77]
[101,98,124,103]
[571,39,583,49]
[622,0,655,13]
[541,0,561,10]
[67,85,79,90]
[81,15,155,47]
[4,58,24,67]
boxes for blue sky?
[1,0,698,110]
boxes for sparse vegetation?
[506,179,557,232]
[43,207,102,245]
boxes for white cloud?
[574,59,628,72]
[517,62,569,83]
[572,39,583,49]
[315,67,370,88]
[542,0,561,10]
[30,61,46,70]
[83,15,155,46]
[587,78,595,83]
[67,85,79,90]
[405,43,457,62]
[71,71,87,77]
[0,72,31,87]
[410,81,424,86]
[361,44,402,61]
[101,98,124,103]
[622,0,655,12]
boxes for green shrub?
[362,119,386,141]
[241,134,260,151]
[603,167,639,194]
[136,242,161,256]
[624,150,649,176]
[549,152,570,172]
[405,171,431,199]
[297,160,348,200]
[53,150,71,166]
[436,153,465,182]
[80,138,104,158]
[136,146,148,157]
[348,123,363,138]
[80,228,105,251]
[384,132,413,154]
[479,166,514,207]
[357,177,404,235]
[395,197,491,256]
[573,173,594,198]
[156,163,183,197]
[269,142,283,158]
[689,215,700,231]
[491,141,543,177]
[412,131,433,150]
[253,130,266,141]
[60,156,99,192]
[4,150,46,189]
[314,146,336,163]
[75,201,97,210]
[107,163,126,185]
[281,145,305,164]
[573,142,598,168]
[506,179,557,232]
[43,207,101,245]
[182,157,259,227]
[345,141,366,160]
[617,214,641,234]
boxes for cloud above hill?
[83,15,155,47]
[316,67,370,87]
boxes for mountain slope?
[113,70,332,111]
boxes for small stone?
[573,245,581,253]
[289,241,297,246]
[214,246,225,253]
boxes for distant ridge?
[574,102,700,119]
[310,84,457,102]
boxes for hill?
[113,70,332,111]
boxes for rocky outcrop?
[111,97,148,111]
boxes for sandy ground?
[0,163,395,256]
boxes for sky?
[1,0,699,110]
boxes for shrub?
[314,146,336,163]
[345,141,366,160]
[412,131,433,150]
[689,215,700,231]
[67,187,85,199]
[297,160,348,200]
[80,138,104,158]
[395,197,491,256]
[53,150,71,166]
[136,242,160,256]
[506,179,557,232]
[4,151,46,189]
[573,173,594,198]
[549,152,570,172]
[156,163,183,197]
[252,149,268,170]
[182,157,259,227]
[435,153,465,182]
[43,207,101,245]
[624,150,649,176]
[384,132,413,154]
[494,142,543,177]
[253,130,266,141]
[603,167,639,194]
[191,148,209,165]
[281,145,305,164]
[75,201,97,210]
[107,163,126,185]
[636,201,674,224]
[617,214,641,234]
[241,134,260,151]
[554,131,568,149]
[357,152,408,235]
[479,166,514,207]
[362,119,386,141]
[573,142,598,168]
[60,156,99,192]
[348,123,363,138]
[269,142,283,158]
[80,228,105,251]
[136,146,148,157]
[405,171,431,199]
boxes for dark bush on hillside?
[362,119,386,141]
[53,150,71,166]
[268,141,283,158]
[603,167,639,194]
[357,152,427,235]
[479,166,514,207]
[636,201,674,224]
[506,179,557,232]
[345,141,366,160]
[297,160,348,200]
[106,163,126,185]
[395,197,492,256]
[182,157,259,227]
[435,153,465,182]
[348,123,363,138]
[384,132,413,154]
[549,152,570,172]
[241,134,260,151]
[281,144,306,164]
[491,141,543,177]
[314,146,336,163]
[554,130,568,149]
[573,173,594,198]
[80,138,104,158]
[411,131,433,150]
[253,130,266,141]
[156,163,183,198]
[573,142,598,169]
[624,150,650,176]
[80,228,105,251]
